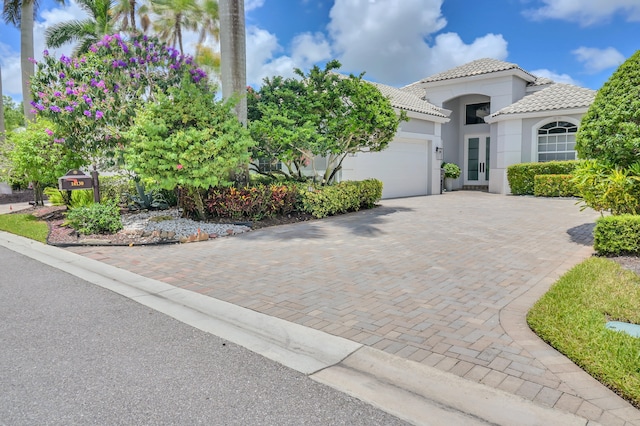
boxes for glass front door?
[464,135,490,185]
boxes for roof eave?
[484,107,591,123]
[421,68,537,88]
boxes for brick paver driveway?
[68,192,640,424]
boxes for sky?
[1,0,639,103]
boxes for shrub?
[44,187,94,209]
[572,160,640,215]
[442,163,461,179]
[99,175,135,205]
[298,179,383,218]
[576,50,640,167]
[65,202,123,235]
[594,215,640,255]
[533,174,578,197]
[507,160,582,195]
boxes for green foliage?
[30,34,210,162]
[298,179,383,218]
[533,174,578,197]
[190,184,298,221]
[507,160,581,195]
[576,50,640,167]
[2,95,24,132]
[1,119,85,205]
[127,179,169,211]
[248,60,405,183]
[99,174,135,205]
[65,201,122,235]
[125,78,253,219]
[44,187,95,209]
[442,163,461,179]
[572,160,640,215]
[0,213,49,243]
[593,215,640,255]
[527,257,640,407]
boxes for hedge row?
[180,179,383,220]
[594,215,640,255]
[533,174,579,197]
[507,161,582,195]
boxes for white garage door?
[342,139,430,199]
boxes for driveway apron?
[67,191,640,425]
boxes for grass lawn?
[0,213,49,243]
[528,257,640,408]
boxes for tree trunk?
[21,0,35,122]
[0,64,5,140]
[219,0,246,125]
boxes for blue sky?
[1,0,639,103]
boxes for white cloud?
[525,0,640,26]
[290,32,332,67]
[530,68,580,85]
[245,0,266,12]
[572,46,625,73]
[326,0,508,85]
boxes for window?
[537,121,577,162]
[465,102,490,125]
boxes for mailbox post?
[58,169,100,202]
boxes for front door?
[464,135,490,186]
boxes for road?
[0,245,407,425]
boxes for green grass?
[528,257,640,408]
[0,213,49,243]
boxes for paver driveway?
[68,192,640,425]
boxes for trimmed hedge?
[204,184,298,220]
[594,215,640,255]
[507,160,581,195]
[298,179,383,218]
[533,174,578,197]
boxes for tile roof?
[529,76,555,86]
[370,81,449,118]
[489,84,596,117]
[419,58,537,83]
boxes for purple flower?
[59,72,66,78]
[35,104,45,111]
[83,110,92,117]
[49,105,61,113]
[65,105,75,112]
[59,55,71,65]
[45,128,54,136]
[54,91,62,97]
[66,88,74,95]
[95,110,104,119]
[53,138,65,144]
[43,50,49,56]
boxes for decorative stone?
[226,229,234,235]
[209,233,218,239]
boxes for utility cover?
[605,321,640,338]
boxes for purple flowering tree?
[29,33,210,163]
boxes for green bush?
[298,179,383,218]
[533,174,578,197]
[65,202,123,235]
[594,215,640,255]
[99,175,135,205]
[507,160,582,195]
[442,163,461,179]
[572,160,640,215]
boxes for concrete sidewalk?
[5,192,640,424]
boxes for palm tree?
[112,0,136,33]
[218,0,246,124]
[0,64,5,140]
[45,0,116,57]
[139,0,199,54]
[2,0,41,121]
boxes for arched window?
[537,121,577,162]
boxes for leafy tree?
[139,0,200,54]
[2,118,84,205]
[2,95,25,132]
[112,0,137,33]
[124,78,254,220]
[249,60,406,183]
[576,50,640,167]
[574,50,640,215]
[30,34,209,163]
[45,0,117,57]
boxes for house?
[341,58,596,198]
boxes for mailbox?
[58,169,93,191]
